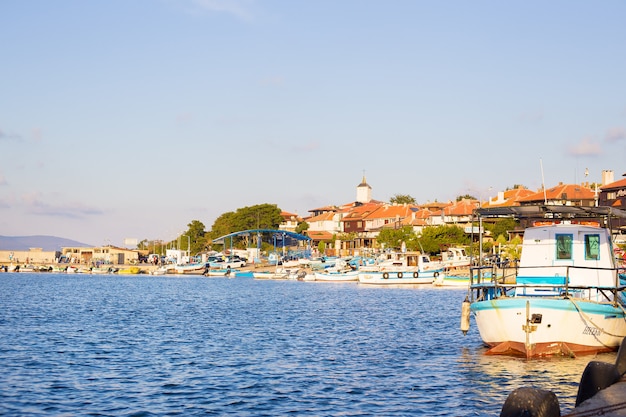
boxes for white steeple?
[356,174,372,203]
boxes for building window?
[358,221,362,228]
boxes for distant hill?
[0,236,93,252]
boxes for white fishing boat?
[91,266,115,274]
[358,252,443,285]
[441,247,471,269]
[314,269,359,282]
[463,206,626,358]
[204,267,235,277]
[433,273,471,287]
[253,268,292,280]
[174,262,207,275]
[150,266,169,275]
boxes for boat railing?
[469,264,626,304]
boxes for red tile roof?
[600,178,626,190]
[363,204,418,220]
[486,187,536,207]
[518,183,595,202]
[443,199,479,216]
[305,230,334,240]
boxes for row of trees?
[138,201,521,258]
[138,204,286,255]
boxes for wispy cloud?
[20,193,105,219]
[567,137,602,157]
[606,127,626,142]
[191,0,255,20]
[290,140,320,153]
[0,129,23,142]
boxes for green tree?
[210,211,237,240]
[485,218,518,242]
[180,220,206,255]
[318,241,327,255]
[418,225,469,254]
[456,194,476,201]
[376,226,417,251]
[389,194,416,205]
[209,203,283,248]
[295,221,309,234]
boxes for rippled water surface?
[0,274,615,416]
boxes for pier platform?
[568,377,626,416]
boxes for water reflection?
[456,346,616,414]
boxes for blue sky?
[2,0,626,246]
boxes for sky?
[2,0,626,247]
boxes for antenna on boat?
[540,158,547,204]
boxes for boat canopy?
[474,205,626,220]
[212,229,312,245]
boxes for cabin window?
[555,234,573,260]
[584,234,600,260]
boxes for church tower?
[356,175,372,203]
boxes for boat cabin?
[515,222,618,300]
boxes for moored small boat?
[314,269,359,282]
[465,206,626,358]
[174,262,207,275]
[117,266,141,275]
[357,252,443,286]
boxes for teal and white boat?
[464,206,626,358]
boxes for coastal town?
[2,169,626,272]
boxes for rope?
[568,297,626,338]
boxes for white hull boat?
[358,269,439,285]
[314,269,359,282]
[358,251,443,285]
[465,206,626,358]
[174,263,207,275]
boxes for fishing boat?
[91,265,116,274]
[150,266,169,275]
[441,247,471,269]
[433,272,471,287]
[463,205,626,358]
[314,269,359,282]
[358,252,443,285]
[117,266,141,275]
[204,266,235,277]
[174,262,207,275]
[252,268,292,280]
[313,258,358,282]
[50,265,68,273]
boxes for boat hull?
[433,275,470,287]
[471,297,626,357]
[174,263,207,275]
[314,270,359,282]
[358,269,439,285]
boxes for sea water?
[0,273,614,416]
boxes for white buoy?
[461,296,471,335]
